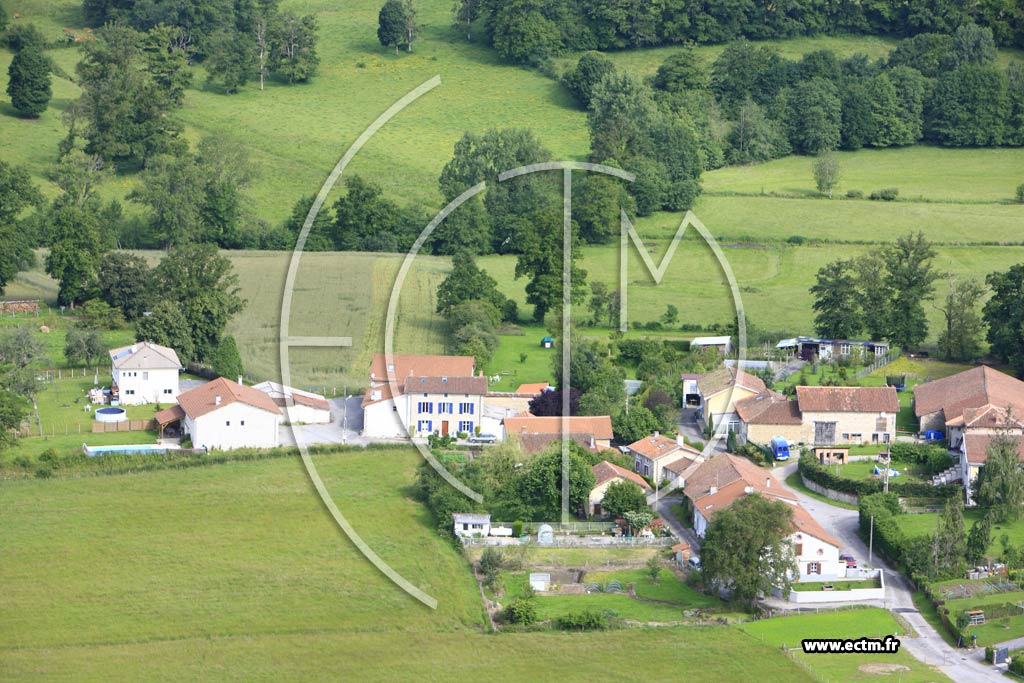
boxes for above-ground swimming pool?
[83,444,171,457]
[95,407,127,423]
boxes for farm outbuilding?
[540,336,554,349]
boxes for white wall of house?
[282,403,331,425]
[792,532,844,580]
[453,520,491,538]
[185,402,280,450]
[404,392,484,437]
[362,395,408,438]
[113,367,179,406]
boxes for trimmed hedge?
[1011,655,1024,675]
[800,452,960,499]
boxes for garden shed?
[540,336,554,349]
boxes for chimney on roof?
[709,485,717,495]
[744,486,754,494]
[215,395,222,406]
[238,375,243,385]
[765,477,771,489]
[654,431,659,438]
[677,434,686,447]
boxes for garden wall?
[788,570,885,604]
[799,474,859,506]
[91,419,157,433]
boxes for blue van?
[770,436,791,461]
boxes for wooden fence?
[91,419,158,433]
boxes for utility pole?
[868,515,874,566]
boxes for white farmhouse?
[108,341,182,406]
[362,354,478,438]
[684,454,844,580]
[251,381,332,424]
[157,377,282,450]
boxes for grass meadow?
[740,608,951,683]
[0,448,814,682]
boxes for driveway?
[767,461,996,682]
[650,493,701,554]
[279,396,370,447]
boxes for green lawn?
[896,511,1024,557]
[791,578,880,591]
[0,447,817,682]
[502,572,698,623]
[1,430,159,465]
[482,324,557,391]
[740,608,952,683]
[583,568,723,607]
[825,458,929,484]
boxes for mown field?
[7,238,1024,393]
[0,448,814,682]
[740,608,951,683]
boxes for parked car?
[770,436,791,461]
[468,433,497,444]
[688,556,701,570]
[839,553,857,568]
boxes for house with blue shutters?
[361,354,486,438]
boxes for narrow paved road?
[768,461,998,682]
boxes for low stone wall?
[801,473,860,506]
[0,300,40,314]
[788,569,885,604]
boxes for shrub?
[478,546,503,581]
[557,609,609,631]
[505,597,537,625]
[785,235,807,245]
[869,187,899,201]
[35,467,52,478]
[846,189,864,199]
[456,431,468,440]
[512,520,523,537]
[1011,655,1024,675]
[1016,183,1024,204]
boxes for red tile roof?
[403,376,488,395]
[684,453,798,504]
[503,415,613,440]
[627,433,687,461]
[370,353,475,383]
[176,377,282,420]
[735,393,802,425]
[515,382,551,395]
[697,366,767,398]
[962,433,1024,465]
[154,404,185,426]
[791,504,841,549]
[914,366,1024,419]
[592,460,652,491]
[796,386,898,413]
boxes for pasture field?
[0,447,814,682]
[740,608,951,683]
[702,146,1024,204]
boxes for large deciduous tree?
[6,44,52,118]
[984,264,1024,374]
[810,259,862,339]
[67,23,185,163]
[701,494,797,607]
[601,480,649,519]
[378,0,407,53]
[0,162,42,295]
[562,51,616,108]
[936,276,985,362]
[882,231,939,350]
[148,243,245,361]
[974,430,1024,523]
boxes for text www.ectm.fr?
[801,636,901,654]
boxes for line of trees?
[465,0,1024,65]
[811,233,1024,366]
[82,0,318,93]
